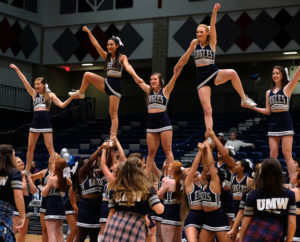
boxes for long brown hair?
[147,73,165,98]
[197,24,211,46]
[109,157,152,206]
[35,77,51,108]
[54,157,68,192]
[172,161,183,203]
[104,37,122,72]
[272,65,289,89]
[0,144,16,174]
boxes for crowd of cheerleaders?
[2,136,300,242]
[2,2,300,241]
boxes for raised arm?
[31,169,47,181]
[10,64,36,98]
[285,66,300,97]
[185,143,204,186]
[41,175,55,197]
[50,93,74,109]
[82,26,107,60]
[100,146,115,184]
[209,3,221,49]
[206,130,235,170]
[112,137,126,162]
[163,66,182,98]
[173,39,198,73]
[78,146,103,181]
[242,90,271,115]
[27,175,37,194]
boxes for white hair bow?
[244,158,253,169]
[284,67,290,81]
[224,144,236,156]
[62,162,78,178]
[112,36,124,47]
[45,84,52,92]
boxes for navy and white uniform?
[99,178,110,223]
[268,88,294,136]
[217,163,235,219]
[40,169,50,214]
[104,56,123,98]
[232,175,249,216]
[162,190,182,226]
[44,187,66,220]
[77,172,103,228]
[292,201,300,241]
[30,93,52,133]
[194,44,219,90]
[147,89,172,133]
[184,182,205,231]
[0,168,22,241]
[64,191,75,215]
[14,176,32,218]
[202,184,230,232]
[151,175,164,222]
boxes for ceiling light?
[283,51,298,55]
[81,63,94,66]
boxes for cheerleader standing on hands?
[69,26,141,139]
[174,3,256,131]
[10,64,75,174]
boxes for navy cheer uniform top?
[268,88,294,136]
[148,89,168,111]
[104,56,123,98]
[194,44,216,66]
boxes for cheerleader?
[68,26,141,139]
[232,159,253,218]
[10,64,75,174]
[173,3,256,131]
[199,141,230,242]
[243,66,300,184]
[103,156,164,241]
[42,157,68,242]
[206,130,235,225]
[31,159,54,242]
[72,147,104,242]
[240,158,296,241]
[184,143,205,241]
[64,185,78,242]
[0,144,25,241]
[158,161,184,242]
[133,67,182,170]
[13,157,37,242]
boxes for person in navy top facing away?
[243,66,300,185]
[42,157,69,242]
[10,64,75,174]
[133,68,182,171]
[0,144,25,242]
[13,157,37,242]
[103,157,164,242]
[69,26,141,140]
[240,158,296,242]
[173,3,256,131]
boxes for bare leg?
[214,69,247,100]
[40,213,48,242]
[146,225,157,242]
[269,136,280,158]
[282,135,296,184]
[185,226,199,242]
[199,229,215,242]
[160,224,176,242]
[66,214,78,242]
[45,220,57,242]
[25,132,40,172]
[198,86,213,131]
[160,130,174,168]
[55,220,65,242]
[42,133,56,172]
[79,72,105,94]
[216,231,231,242]
[16,217,29,242]
[172,226,182,242]
[146,133,160,173]
[109,95,120,139]
[156,221,163,242]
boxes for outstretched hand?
[205,129,215,139]
[198,142,205,151]
[10,64,18,70]
[214,3,221,11]
[82,26,90,33]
